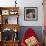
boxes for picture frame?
[24,7,38,21]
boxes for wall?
[0,0,44,26]
[18,0,44,26]
[18,26,43,44]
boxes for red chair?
[21,28,41,46]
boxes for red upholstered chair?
[21,28,41,46]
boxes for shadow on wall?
[18,26,43,44]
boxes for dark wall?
[18,26,43,43]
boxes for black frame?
[24,7,38,21]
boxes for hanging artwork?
[24,7,38,21]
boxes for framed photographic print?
[24,7,38,21]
